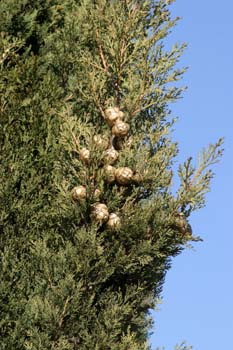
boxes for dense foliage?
[0,1,223,349]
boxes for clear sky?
[150,1,233,349]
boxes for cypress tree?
[0,1,223,349]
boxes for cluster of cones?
[71,107,141,229]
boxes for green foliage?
[0,1,223,349]
[155,340,193,350]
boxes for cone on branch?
[174,212,193,237]
[104,148,119,165]
[80,148,90,164]
[92,203,109,223]
[112,120,129,138]
[71,185,87,201]
[115,167,134,185]
[107,213,121,230]
[104,107,124,127]
[132,172,143,184]
[104,165,116,184]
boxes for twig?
[63,93,74,102]
[58,296,71,328]
[132,99,156,117]
[95,30,110,76]
[89,61,109,73]
[91,86,106,119]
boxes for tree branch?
[58,296,71,328]
[95,30,110,76]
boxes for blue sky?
[150,1,233,349]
